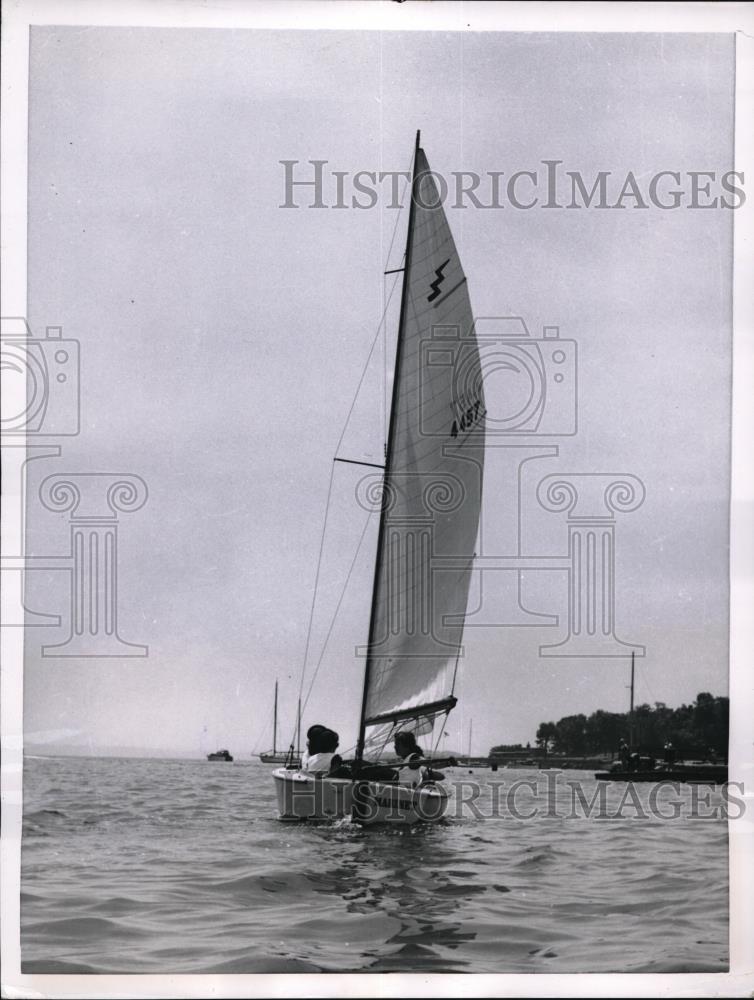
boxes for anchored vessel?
[273,132,485,824]
[259,681,302,766]
[207,749,233,762]
[595,763,728,783]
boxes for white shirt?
[398,752,423,787]
[301,751,335,774]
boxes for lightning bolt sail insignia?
[427,258,451,302]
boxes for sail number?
[450,399,485,438]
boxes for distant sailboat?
[259,681,302,766]
[273,132,485,823]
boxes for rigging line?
[333,457,385,470]
[377,723,397,761]
[292,278,400,755]
[339,716,400,761]
[336,156,412,458]
[382,148,414,446]
[383,147,415,272]
[334,263,403,457]
[635,655,655,706]
[339,729,378,759]
[297,460,337,707]
[251,714,272,756]
[340,722,393,762]
[449,646,463,701]
[296,286,396,716]
[449,553,477,701]
[431,710,451,756]
[295,162,412,732]
[293,155,413,750]
[300,504,377,718]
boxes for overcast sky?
[23,28,733,757]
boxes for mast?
[468,720,472,759]
[296,696,301,756]
[355,129,421,764]
[629,651,635,748]
[273,679,278,755]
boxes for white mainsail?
[360,138,485,737]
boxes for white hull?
[259,752,301,765]
[272,768,449,825]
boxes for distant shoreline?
[24,748,223,761]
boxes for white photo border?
[2,2,752,997]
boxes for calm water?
[21,756,728,974]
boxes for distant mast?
[628,652,635,747]
[273,679,278,755]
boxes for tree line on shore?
[492,693,728,759]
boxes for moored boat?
[595,763,727,783]
[259,752,297,765]
[207,749,233,762]
[258,682,302,766]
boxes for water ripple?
[21,756,729,974]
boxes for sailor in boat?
[393,731,447,788]
[301,725,352,778]
[300,724,332,775]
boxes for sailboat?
[273,132,485,823]
[259,681,302,766]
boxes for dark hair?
[320,728,339,753]
[394,731,420,755]
[308,726,339,754]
